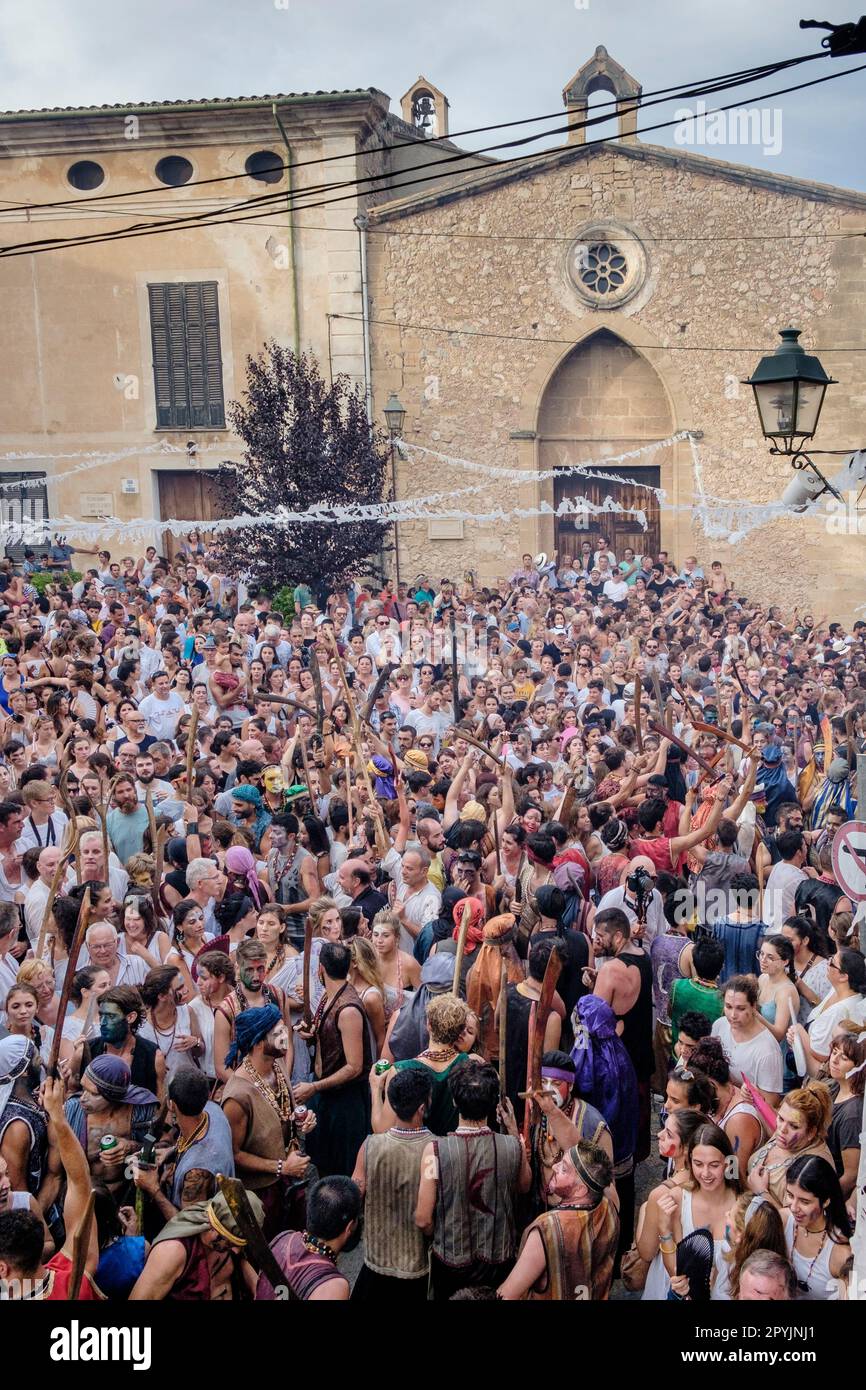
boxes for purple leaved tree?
[213,344,391,593]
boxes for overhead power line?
[2,54,861,262]
[0,50,824,218]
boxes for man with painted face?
[527,1050,613,1214]
[498,1140,619,1301]
[213,939,291,1087]
[89,984,167,1100]
[221,1002,314,1238]
[266,812,320,949]
[63,1052,158,1198]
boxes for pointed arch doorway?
[536,329,673,564]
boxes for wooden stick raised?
[452,900,473,994]
[446,726,506,770]
[498,954,508,1100]
[46,888,91,1078]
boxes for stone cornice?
[368,137,866,222]
[0,91,393,158]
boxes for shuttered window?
[147,281,226,429]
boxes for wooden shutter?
[148,282,225,429]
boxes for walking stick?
[345,757,355,846]
[301,916,314,1029]
[34,825,76,963]
[46,888,91,1079]
[67,1189,96,1301]
[492,805,502,877]
[758,855,765,924]
[452,900,473,994]
[498,953,508,1101]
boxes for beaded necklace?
[176,1112,209,1157]
[302,1232,337,1264]
[241,1058,293,1122]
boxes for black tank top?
[90,1035,160,1094]
[503,984,535,1128]
[615,950,654,1082]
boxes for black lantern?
[743,328,836,454]
[383,393,406,439]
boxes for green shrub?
[271,586,296,622]
[29,570,82,594]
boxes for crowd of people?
[0,533,863,1303]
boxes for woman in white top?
[637,1109,708,1300]
[138,964,204,1078]
[644,1121,740,1301]
[782,1153,852,1299]
[689,1036,766,1171]
[789,948,866,1076]
[40,964,111,1069]
[166,901,214,997]
[782,915,833,1025]
[711,1192,788,1301]
[711,974,784,1108]
[188,949,235,1082]
[121,896,171,971]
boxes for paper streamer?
[0,432,837,549]
[0,440,237,492]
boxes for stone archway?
[535,327,674,566]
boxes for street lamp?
[743,327,836,454]
[744,326,842,503]
[383,393,406,588]
[383,393,407,439]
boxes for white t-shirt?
[806,992,866,1060]
[711,1016,783,1094]
[597,885,665,947]
[764,861,806,934]
[402,707,450,755]
[138,690,186,742]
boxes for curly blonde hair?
[426,992,468,1047]
[781,1083,832,1141]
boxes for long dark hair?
[786,1154,852,1242]
[783,913,830,959]
[838,948,866,996]
[762,934,797,983]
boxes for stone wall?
[368,141,866,619]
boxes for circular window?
[567,223,648,309]
[245,150,284,184]
[580,243,628,294]
[155,156,194,187]
[67,160,105,191]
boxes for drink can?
[374,1060,392,1076]
[99,1135,118,1154]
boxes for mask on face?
[99,1012,129,1046]
[541,1079,566,1109]
[263,767,284,796]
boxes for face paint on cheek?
[99,1014,128,1045]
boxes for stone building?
[0,79,485,559]
[368,47,866,618]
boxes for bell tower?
[562,46,642,145]
[400,76,450,139]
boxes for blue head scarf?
[225,1002,282,1069]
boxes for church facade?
[367,48,866,618]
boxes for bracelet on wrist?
[275,1158,284,1178]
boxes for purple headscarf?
[225,845,263,908]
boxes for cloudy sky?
[0,0,863,189]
